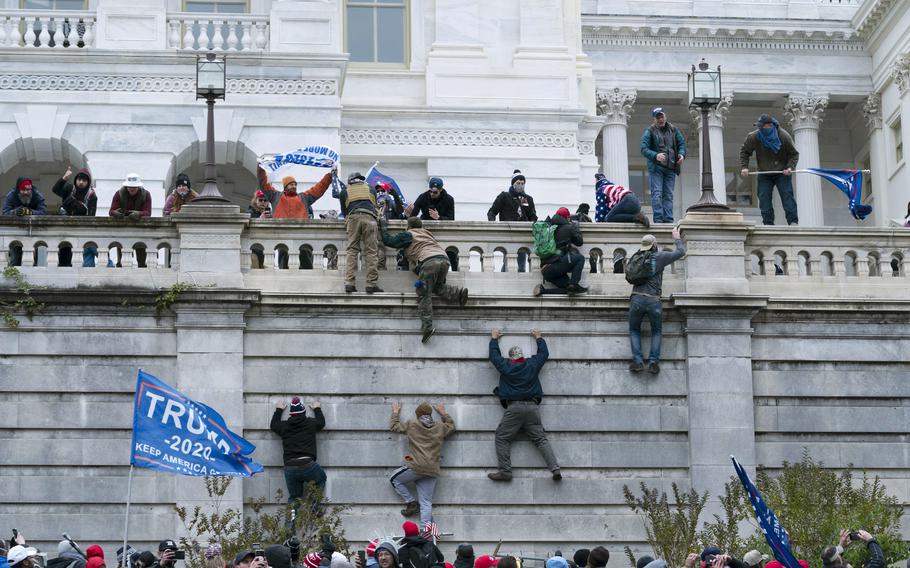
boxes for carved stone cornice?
[688,95,734,131]
[862,93,883,130]
[854,0,900,39]
[340,129,577,148]
[582,26,863,53]
[0,74,337,95]
[596,87,637,126]
[890,55,910,96]
[784,93,829,130]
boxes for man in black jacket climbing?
[271,396,327,521]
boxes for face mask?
[418,414,435,428]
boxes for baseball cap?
[158,541,178,552]
[652,107,665,117]
[640,234,657,251]
[8,546,39,567]
[235,551,255,565]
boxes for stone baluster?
[48,18,60,48]
[211,20,224,51]
[832,255,845,277]
[254,22,267,50]
[0,18,8,47]
[226,21,238,51]
[312,248,325,270]
[82,18,94,46]
[24,18,37,47]
[459,250,471,273]
[854,255,868,277]
[596,87,637,189]
[197,20,210,51]
[120,247,133,268]
[20,244,34,267]
[288,246,301,270]
[46,246,59,267]
[761,257,775,277]
[38,18,51,47]
[240,21,252,51]
[10,17,23,47]
[785,257,799,278]
[183,20,195,50]
[784,93,829,227]
[481,251,494,272]
[808,257,821,277]
[168,20,181,49]
[262,248,274,269]
[63,17,76,47]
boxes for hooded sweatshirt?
[374,543,399,568]
[52,169,96,216]
[47,542,86,568]
[270,407,326,464]
[390,410,455,477]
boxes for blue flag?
[366,165,410,208]
[732,456,800,568]
[130,370,263,477]
[259,145,339,172]
[806,168,872,220]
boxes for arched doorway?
[165,140,259,209]
[0,137,89,211]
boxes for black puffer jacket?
[540,214,583,266]
[270,408,325,464]
[487,188,537,222]
[52,168,96,216]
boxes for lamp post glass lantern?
[194,52,229,203]
[686,58,731,212]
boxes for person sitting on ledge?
[109,173,151,219]
[534,207,587,296]
[163,173,198,216]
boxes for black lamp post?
[194,52,230,203]
[686,59,731,212]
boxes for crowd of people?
[0,526,888,568]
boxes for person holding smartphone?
[157,541,183,568]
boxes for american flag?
[421,522,441,540]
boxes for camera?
[848,531,860,541]
[174,552,186,561]
[253,544,265,558]
[705,556,717,566]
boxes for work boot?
[533,284,543,297]
[400,501,419,517]
[566,283,588,295]
[421,327,436,344]
[633,212,650,228]
[648,362,660,374]
[487,471,512,482]
[458,288,469,307]
[552,470,562,482]
[629,361,644,373]
[365,286,384,294]
[344,284,357,293]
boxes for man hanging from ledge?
[381,216,469,343]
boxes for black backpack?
[625,249,657,286]
[399,541,440,568]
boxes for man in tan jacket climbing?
[389,401,456,526]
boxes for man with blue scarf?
[740,114,800,225]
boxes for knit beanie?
[87,557,105,568]
[86,545,104,559]
[636,557,654,568]
[510,170,526,185]
[573,550,590,568]
[282,176,296,189]
[176,173,192,189]
[403,521,420,537]
[415,403,432,417]
[17,179,32,192]
[588,547,609,568]
[701,548,722,562]
[555,207,571,219]
[289,396,305,415]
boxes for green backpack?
[532,220,559,258]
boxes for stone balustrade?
[0,10,95,48]
[166,13,269,52]
[2,211,908,299]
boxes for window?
[346,0,407,64]
[725,169,756,207]
[892,118,903,164]
[184,0,246,13]
[21,0,86,9]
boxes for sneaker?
[458,288,469,307]
[648,362,660,374]
[400,501,419,517]
[344,284,357,293]
[633,212,651,228]
[552,470,562,482]
[421,327,436,344]
[487,471,513,482]
[533,284,543,297]
[365,286,384,294]
[629,361,644,373]
[566,283,588,295]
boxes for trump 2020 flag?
[131,370,263,477]
[259,145,339,172]
[806,168,872,221]
[732,456,800,568]
[366,165,410,208]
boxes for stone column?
[892,56,910,222]
[863,93,888,226]
[676,210,766,513]
[689,95,734,206]
[596,88,637,188]
[784,93,829,227]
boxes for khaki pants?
[417,256,462,331]
[344,212,379,286]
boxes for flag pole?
[747,169,871,175]
[122,465,134,568]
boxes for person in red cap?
[534,207,587,296]
[375,180,405,270]
[397,522,443,568]
[4,177,48,266]
[270,396,326,527]
[474,556,499,568]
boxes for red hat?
[765,562,782,568]
[366,539,380,558]
[17,179,32,192]
[375,181,390,191]
[255,190,266,199]
[403,521,420,537]
[303,552,321,568]
[86,546,105,559]
[555,207,571,219]
[87,558,105,568]
[475,557,500,568]
[446,564,455,568]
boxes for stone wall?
[2,210,910,563]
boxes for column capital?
[784,93,829,130]
[890,54,910,96]
[862,93,883,130]
[596,87,636,126]
[688,95,734,129]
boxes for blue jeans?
[604,193,641,223]
[629,294,662,364]
[757,174,798,225]
[284,461,327,506]
[648,168,676,223]
[83,246,97,267]
[540,253,584,293]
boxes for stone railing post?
[675,210,767,513]
[171,203,248,288]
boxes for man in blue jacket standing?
[487,327,560,482]
[640,108,686,224]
